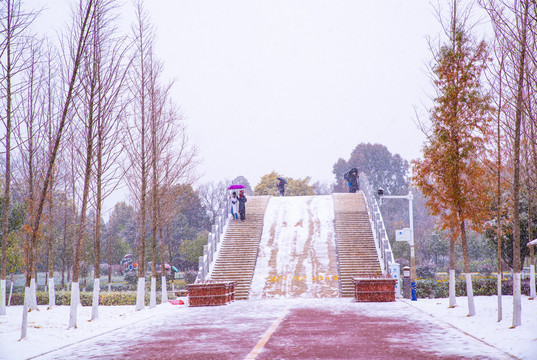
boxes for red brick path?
[35,299,510,360]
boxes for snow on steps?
[208,196,270,300]
[333,192,382,297]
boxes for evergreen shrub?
[416,277,536,298]
[5,291,163,306]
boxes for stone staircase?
[209,196,270,299]
[333,192,382,297]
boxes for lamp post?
[378,189,416,300]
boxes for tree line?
[413,0,536,327]
[334,1,537,329]
[0,0,203,336]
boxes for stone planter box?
[187,282,236,307]
[352,278,396,302]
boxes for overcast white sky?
[151,1,440,186]
[33,1,490,188]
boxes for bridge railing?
[196,196,230,282]
[360,174,401,296]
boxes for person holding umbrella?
[238,189,247,221]
[227,184,245,220]
[277,177,287,196]
[229,191,239,220]
[344,168,359,193]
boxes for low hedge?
[6,291,164,306]
[417,277,537,298]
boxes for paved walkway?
[34,299,512,360]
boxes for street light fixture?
[378,189,416,301]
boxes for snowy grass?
[403,295,537,359]
[0,300,187,360]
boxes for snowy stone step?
[333,192,382,297]
[208,196,270,299]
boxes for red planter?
[188,282,236,307]
[353,278,396,302]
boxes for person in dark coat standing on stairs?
[238,190,247,221]
[344,168,359,193]
[277,178,286,196]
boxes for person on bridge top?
[344,168,359,193]
[229,191,239,220]
[238,190,247,221]
[277,178,286,196]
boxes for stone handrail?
[360,174,401,296]
[196,196,230,282]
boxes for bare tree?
[481,0,532,328]
[148,70,197,308]
[42,41,61,310]
[18,41,48,312]
[67,0,103,329]
[17,0,95,337]
[124,0,153,311]
[198,181,227,224]
[523,3,537,300]
[87,0,130,321]
[147,54,166,309]
[0,0,38,317]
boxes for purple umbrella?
[227,184,245,190]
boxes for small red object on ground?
[169,299,185,305]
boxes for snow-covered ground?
[0,296,536,359]
[0,301,186,359]
[404,295,537,359]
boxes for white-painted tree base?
[465,273,476,316]
[513,272,521,327]
[161,276,168,304]
[48,278,55,308]
[29,278,38,310]
[448,269,456,307]
[68,282,80,329]
[150,277,156,309]
[1,279,6,315]
[135,277,145,311]
[21,286,31,339]
[497,272,502,322]
[91,278,100,320]
[530,265,536,299]
[8,279,13,306]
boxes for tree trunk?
[511,0,529,329]
[134,1,149,312]
[47,193,55,309]
[70,117,95,328]
[108,240,112,292]
[496,54,504,321]
[150,87,158,309]
[528,117,537,299]
[460,220,475,316]
[92,92,103,322]
[529,195,535,299]
[449,233,456,308]
[159,226,168,303]
[1,0,14,318]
